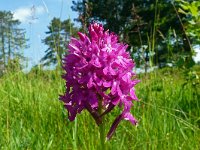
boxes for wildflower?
[60,22,139,140]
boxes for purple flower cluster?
[60,23,139,139]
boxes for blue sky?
[0,0,78,69]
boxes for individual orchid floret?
[60,22,140,140]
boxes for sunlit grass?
[0,67,199,149]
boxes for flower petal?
[123,112,137,125]
[130,88,138,100]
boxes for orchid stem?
[72,117,78,150]
[99,118,105,149]
[98,97,105,150]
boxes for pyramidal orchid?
[60,22,140,141]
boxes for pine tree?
[41,18,79,66]
[0,11,27,73]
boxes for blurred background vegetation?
[0,0,200,72]
[0,0,200,149]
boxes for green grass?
[0,67,200,150]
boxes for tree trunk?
[1,32,6,69]
[8,32,11,62]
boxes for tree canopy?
[41,18,79,66]
[72,0,199,68]
[0,11,27,74]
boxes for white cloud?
[193,48,200,63]
[13,5,45,24]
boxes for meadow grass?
[0,67,199,150]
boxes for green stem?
[98,97,105,150]
[72,117,77,150]
[99,119,105,149]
